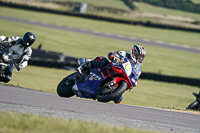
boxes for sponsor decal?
[89,72,101,81]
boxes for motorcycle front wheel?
[96,80,127,103]
[57,72,77,98]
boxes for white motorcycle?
[0,42,17,83]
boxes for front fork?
[72,83,84,98]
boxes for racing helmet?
[22,32,36,47]
[130,45,146,63]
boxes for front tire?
[57,72,77,98]
[187,101,199,110]
[96,81,127,102]
[0,77,10,83]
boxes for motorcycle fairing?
[76,69,105,99]
[112,58,138,88]
[99,64,133,89]
[99,64,115,79]
[74,58,138,99]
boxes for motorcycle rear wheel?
[96,80,127,103]
[187,101,200,110]
[57,72,77,98]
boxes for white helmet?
[130,45,146,63]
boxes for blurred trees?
[122,0,136,9]
[133,0,200,13]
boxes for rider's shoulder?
[0,35,7,41]
[25,46,32,52]
[9,36,21,40]
[8,36,22,44]
[116,51,127,56]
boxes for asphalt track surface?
[0,15,200,54]
[0,84,200,133]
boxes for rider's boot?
[113,95,123,104]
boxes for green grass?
[8,0,130,11]
[0,111,163,133]
[0,18,200,79]
[134,2,200,21]
[191,0,200,4]
[8,66,71,93]
[65,0,130,11]
[0,7,200,48]
[122,79,199,110]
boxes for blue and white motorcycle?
[57,58,138,103]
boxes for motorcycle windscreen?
[77,69,104,98]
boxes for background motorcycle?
[57,58,138,103]
[0,42,17,83]
[187,91,200,111]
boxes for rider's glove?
[108,52,121,64]
[81,65,89,72]
[77,64,89,74]
[108,52,115,61]
[15,65,21,71]
[95,56,103,62]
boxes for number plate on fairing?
[122,62,132,76]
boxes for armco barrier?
[28,59,78,69]
[140,72,200,87]
[32,49,62,61]
[32,48,78,64]
[31,48,79,69]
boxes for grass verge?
[0,111,163,133]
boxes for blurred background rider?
[0,32,36,82]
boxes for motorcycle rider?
[79,44,146,103]
[0,32,36,82]
[108,44,146,77]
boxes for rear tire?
[96,81,127,102]
[57,72,77,98]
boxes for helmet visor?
[136,54,145,63]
